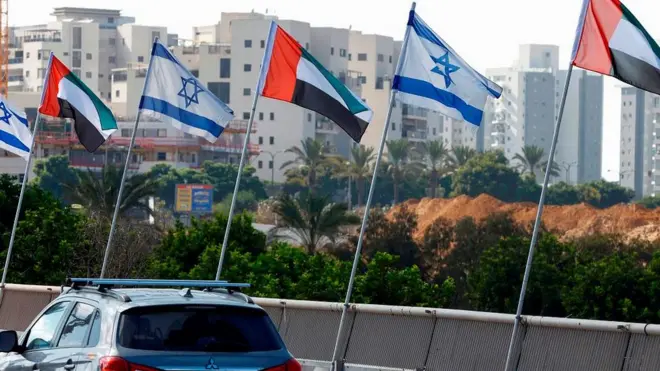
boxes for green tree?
[361,206,420,269]
[214,190,258,215]
[546,181,580,205]
[280,138,331,190]
[586,180,635,208]
[270,193,359,254]
[447,145,478,171]
[32,155,78,203]
[513,145,546,178]
[64,166,161,217]
[331,145,375,206]
[385,139,422,203]
[451,150,521,201]
[637,196,660,209]
[417,140,450,198]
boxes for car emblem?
[206,358,219,370]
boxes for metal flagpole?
[331,2,415,363]
[100,39,158,278]
[502,64,574,371]
[215,22,276,280]
[0,52,54,288]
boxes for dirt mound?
[388,195,660,242]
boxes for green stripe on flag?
[300,48,369,115]
[64,72,117,131]
[621,3,660,61]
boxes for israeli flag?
[393,10,502,127]
[0,97,32,160]
[139,40,234,143]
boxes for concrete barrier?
[2,284,660,370]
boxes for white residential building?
[484,44,603,184]
[619,87,660,198]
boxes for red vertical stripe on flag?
[261,26,303,102]
[39,56,71,117]
[573,0,624,75]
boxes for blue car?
[0,279,300,371]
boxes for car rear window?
[117,305,282,352]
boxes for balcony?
[9,58,23,64]
[402,104,428,120]
[402,128,427,141]
[315,119,335,134]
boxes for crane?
[0,0,7,97]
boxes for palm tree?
[513,145,546,179]
[270,193,360,254]
[64,166,160,218]
[541,159,562,179]
[417,140,449,198]
[447,145,478,171]
[280,138,330,190]
[331,145,375,207]
[385,139,423,203]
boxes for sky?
[12,0,660,181]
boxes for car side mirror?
[0,330,18,353]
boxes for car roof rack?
[68,278,251,290]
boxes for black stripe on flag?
[611,49,660,96]
[291,80,369,143]
[58,98,106,153]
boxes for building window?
[259,136,263,145]
[258,160,263,169]
[72,69,81,77]
[358,53,367,61]
[331,47,335,55]
[270,112,275,120]
[305,42,309,50]
[269,136,274,145]
[157,129,167,137]
[138,56,144,63]
[268,161,273,169]
[375,77,384,90]
[307,113,312,122]
[348,53,352,61]
[115,90,120,98]
[25,70,30,77]
[391,122,396,131]
[152,31,161,41]
[241,112,249,120]
[73,27,82,49]
[26,52,30,59]
[244,40,252,48]
[108,17,115,23]
[259,112,264,120]
[109,56,116,64]
[72,51,81,68]
[260,40,265,48]
[243,88,251,96]
[377,54,384,62]
[359,76,367,84]
[244,64,252,72]
[340,49,347,57]
[220,58,231,78]
[37,68,46,78]
[86,53,92,60]
[85,71,92,79]
[121,129,130,137]
[191,153,196,163]
[208,82,230,104]
[389,55,393,63]
[37,50,50,60]
[157,152,166,161]
[191,70,199,78]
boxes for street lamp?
[260,150,284,185]
[559,161,577,184]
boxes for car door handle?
[64,360,76,371]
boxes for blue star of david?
[431,52,460,88]
[178,76,204,108]
[0,102,12,125]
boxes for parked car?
[0,279,300,371]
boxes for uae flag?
[572,0,660,95]
[258,22,373,143]
[39,55,117,152]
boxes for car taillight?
[262,359,302,371]
[99,357,162,371]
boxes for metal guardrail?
[2,284,660,371]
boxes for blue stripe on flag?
[140,96,225,139]
[393,76,484,125]
[0,130,30,152]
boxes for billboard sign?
[176,184,213,213]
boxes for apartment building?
[619,87,660,198]
[483,44,603,184]
[5,7,479,183]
